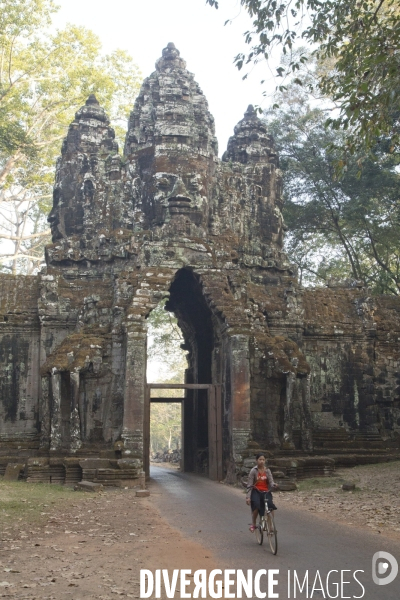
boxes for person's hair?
[255,452,265,460]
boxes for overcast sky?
[52,0,280,153]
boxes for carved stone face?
[141,158,211,230]
[125,44,217,234]
[157,171,206,222]
[48,185,85,242]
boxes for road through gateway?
[147,467,400,600]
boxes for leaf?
[0,0,141,276]
[222,0,400,153]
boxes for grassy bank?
[0,479,85,529]
[296,459,400,493]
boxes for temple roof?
[124,43,218,157]
[74,94,110,125]
[223,105,277,165]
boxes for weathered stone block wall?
[368,296,400,439]
[249,331,311,451]
[302,287,400,445]
[0,275,40,443]
[1,44,399,482]
[38,268,124,450]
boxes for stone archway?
[165,269,217,474]
[141,268,224,480]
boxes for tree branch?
[0,229,51,241]
[0,253,44,262]
[372,0,386,22]
[0,151,24,186]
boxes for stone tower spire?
[48,95,120,242]
[223,104,278,165]
[215,106,286,254]
[124,43,218,234]
[125,43,218,158]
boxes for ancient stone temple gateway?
[1,44,399,485]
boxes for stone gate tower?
[1,44,399,484]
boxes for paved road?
[149,466,400,600]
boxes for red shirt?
[254,470,268,492]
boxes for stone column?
[50,372,62,451]
[70,372,82,451]
[301,373,313,452]
[39,376,51,449]
[283,371,296,450]
[230,335,251,467]
[122,324,147,463]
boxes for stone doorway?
[143,268,224,479]
[144,384,223,481]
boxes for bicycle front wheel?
[255,518,264,545]
[266,512,278,555]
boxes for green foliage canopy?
[266,79,400,293]
[0,0,141,190]
[207,0,400,155]
[0,0,141,273]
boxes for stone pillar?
[283,371,296,450]
[230,335,251,468]
[122,324,147,463]
[50,372,62,451]
[70,372,82,451]
[301,373,313,452]
[39,376,51,449]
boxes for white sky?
[52,0,280,153]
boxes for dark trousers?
[250,489,276,516]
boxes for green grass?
[295,460,400,493]
[347,459,400,473]
[296,477,345,492]
[0,479,83,529]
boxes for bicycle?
[255,497,278,555]
[242,477,278,555]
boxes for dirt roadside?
[0,460,399,598]
[277,460,400,542]
[0,483,217,600]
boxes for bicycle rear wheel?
[266,512,277,555]
[255,517,264,545]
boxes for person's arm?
[246,467,256,500]
[267,468,278,490]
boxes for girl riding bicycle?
[246,452,278,532]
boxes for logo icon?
[372,551,398,586]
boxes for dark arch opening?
[166,268,213,384]
[164,268,215,473]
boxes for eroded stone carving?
[0,44,399,483]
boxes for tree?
[265,78,400,293]
[147,301,187,453]
[206,1,400,155]
[0,0,141,274]
[150,402,181,454]
[0,193,51,275]
[147,301,187,386]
